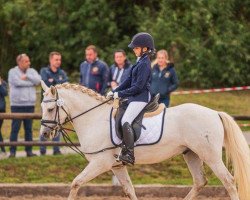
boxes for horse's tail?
[219,111,250,200]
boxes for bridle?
[41,87,118,157]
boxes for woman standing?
[108,49,132,90]
[0,77,7,158]
[150,50,179,107]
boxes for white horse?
[40,81,250,200]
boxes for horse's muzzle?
[40,127,54,139]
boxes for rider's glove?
[113,92,119,99]
[106,91,114,99]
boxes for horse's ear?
[50,86,56,96]
[41,80,49,92]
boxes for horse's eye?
[47,108,54,112]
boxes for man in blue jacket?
[40,52,68,155]
[0,77,7,158]
[79,45,109,95]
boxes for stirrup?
[119,156,134,165]
[114,154,128,165]
[114,145,134,165]
[114,145,125,162]
[118,154,134,166]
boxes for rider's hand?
[106,91,114,98]
[113,92,119,99]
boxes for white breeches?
[121,101,147,126]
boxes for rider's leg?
[120,101,147,165]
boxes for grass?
[0,89,249,184]
[171,90,250,115]
[0,153,225,185]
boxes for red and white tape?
[239,124,250,127]
[172,86,250,95]
[169,86,250,126]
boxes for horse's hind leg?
[112,166,138,200]
[183,150,207,200]
[205,158,239,200]
[68,160,112,200]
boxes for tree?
[136,0,250,87]
[0,0,249,87]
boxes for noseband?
[41,89,72,132]
[41,87,117,157]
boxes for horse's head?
[40,80,70,139]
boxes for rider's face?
[133,47,147,57]
[133,47,141,57]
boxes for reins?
[41,87,119,158]
[62,98,112,125]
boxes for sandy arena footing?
[0,184,230,199]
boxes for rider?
[107,32,155,165]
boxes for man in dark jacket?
[150,49,179,107]
[79,45,109,95]
[40,52,68,155]
[0,77,7,157]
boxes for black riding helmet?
[128,32,155,50]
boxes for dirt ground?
[0,196,230,200]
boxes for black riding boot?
[119,122,135,165]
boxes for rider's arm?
[117,61,151,98]
[113,75,131,92]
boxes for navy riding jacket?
[79,59,109,95]
[0,81,8,111]
[150,63,179,99]
[113,54,151,103]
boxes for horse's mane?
[54,83,113,104]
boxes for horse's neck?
[62,90,113,152]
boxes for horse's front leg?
[68,159,112,200]
[112,166,138,200]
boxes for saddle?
[114,94,160,141]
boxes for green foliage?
[137,0,250,87]
[0,0,249,87]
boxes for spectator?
[79,45,109,95]
[0,77,8,158]
[108,49,132,90]
[8,53,41,158]
[150,49,179,107]
[40,51,68,155]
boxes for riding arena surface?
[0,196,230,200]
